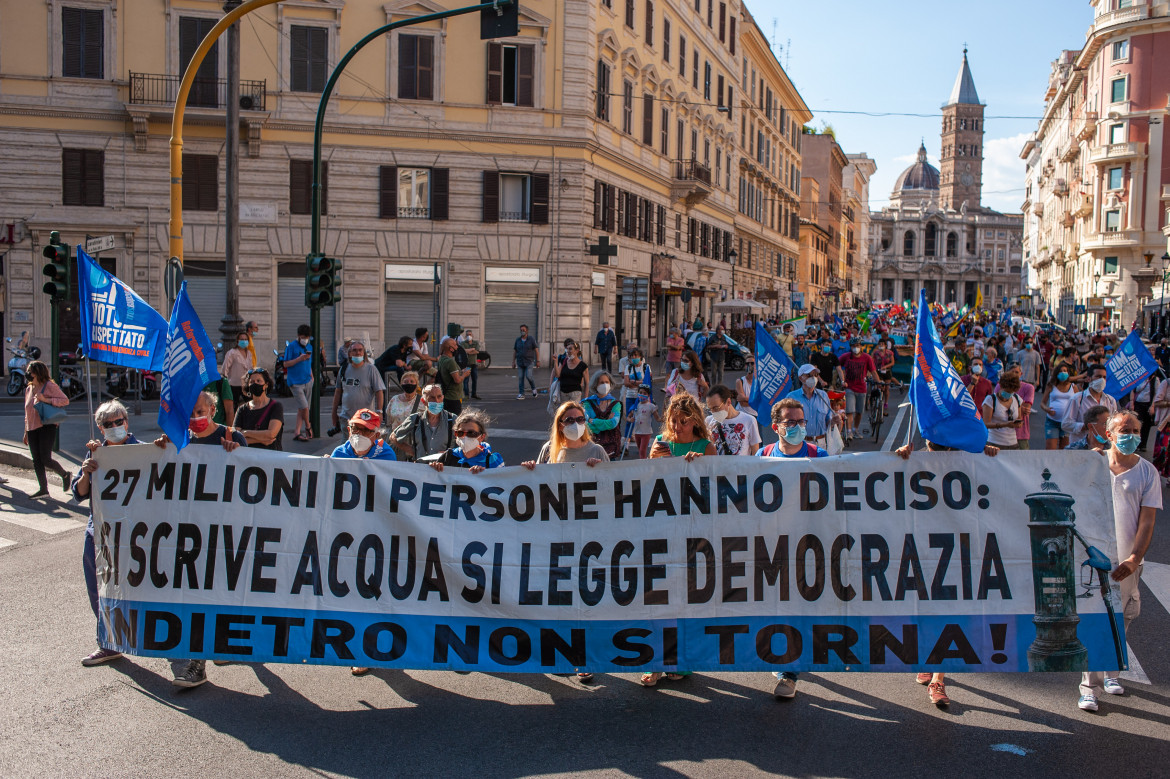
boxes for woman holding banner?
[642,393,714,686]
[72,400,140,668]
[583,373,623,460]
[427,410,505,472]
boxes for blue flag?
[910,289,988,453]
[76,247,168,370]
[749,322,796,420]
[1105,329,1158,399]
[158,282,222,451]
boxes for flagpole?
[84,356,97,438]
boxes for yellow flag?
[975,286,983,311]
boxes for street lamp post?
[1159,252,1170,337]
[727,247,738,325]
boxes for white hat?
[797,363,818,378]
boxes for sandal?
[640,672,664,687]
[351,666,370,676]
[576,672,594,683]
[293,434,309,442]
[664,672,688,681]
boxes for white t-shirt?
[706,411,762,455]
[1111,457,1162,561]
[631,400,657,435]
[982,392,1021,447]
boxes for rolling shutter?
[384,291,436,353]
[277,266,335,353]
[484,293,538,364]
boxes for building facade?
[731,8,809,318]
[844,153,877,306]
[868,53,1023,309]
[1020,0,1170,331]
[0,0,812,364]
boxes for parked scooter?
[105,366,158,399]
[57,344,88,401]
[5,335,38,396]
[273,346,293,397]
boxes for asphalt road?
[3,367,1170,777]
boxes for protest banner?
[92,445,1126,675]
[1105,330,1157,399]
[749,322,795,419]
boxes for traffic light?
[480,0,519,39]
[42,230,71,301]
[305,253,341,307]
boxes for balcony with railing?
[671,158,712,206]
[1053,178,1069,196]
[1090,3,1149,37]
[1088,141,1142,165]
[129,72,267,111]
[1075,111,1098,142]
[398,206,430,219]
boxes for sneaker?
[1078,693,1099,712]
[81,647,122,667]
[212,659,232,666]
[928,681,950,707]
[351,666,370,676]
[517,394,525,400]
[772,676,797,699]
[1103,678,1125,696]
[172,660,207,689]
[532,388,539,397]
[915,673,933,685]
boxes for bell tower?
[939,48,984,211]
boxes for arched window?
[924,223,937,256]
[946,231,957,257]
[903,230,915,256]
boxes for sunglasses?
[453,428,482,437]
[560,416,587,425]
[100,418,127,429]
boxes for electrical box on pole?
[480,0,519,39]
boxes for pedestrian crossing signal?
[480,0,519,40]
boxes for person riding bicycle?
[837,338,880,442]
[871,339,900,413]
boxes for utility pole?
[220,0,244,345]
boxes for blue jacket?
[331,439,397,460]
[595,328,617,354]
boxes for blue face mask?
[350,355,364,365]
[427,401,444,415]
[782,424,806,445]
[680,361,691,371]
[1115,433,1140,456]
[238,340,249,349]
[1057,372,1069,382]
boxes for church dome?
[894,143,940,193]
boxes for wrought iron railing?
[674,159,712,185]
[398,206,430,219]
[500,210,529,222]
[129,72,267,111]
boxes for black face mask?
[248,382,266,396]
[402,384,417,394]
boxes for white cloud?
[980,132,1030,213]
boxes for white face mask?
[457,436,480,452]
[803,377,817,390]
[563,422,585,441]
[1090,377,1106,393]
[972,365,983,375]
[597,383,610,396]
[852,347,861,355]
[298,338,309,346]
[349,433,373,454]
[710,409,729,423]
[103,424,128,444]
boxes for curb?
[0,439,84,473]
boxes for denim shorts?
[1044,416,1064,439]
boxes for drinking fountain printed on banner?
[1024,467,1125,673]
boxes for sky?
[745,0,1094,213]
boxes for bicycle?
[864,379,895,443]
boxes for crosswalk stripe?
[0,537,16,550]
[0,513,84,535]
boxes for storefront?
[384,263,442,352]
[483,266,540,364]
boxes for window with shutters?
[484,172,550,224]
[290,25,328,93]
[181,154,218,212]
[642,94,654,145]
[383,167,448,220]
[726,85,733,120]
[622,81,634,134]
[645,1,654,42]
[399,169,430,217]
[678,36,686,74]
[595,60,611,121]
[625,0,636,28]
[486,43,535,107]
[692,51,699,89]
[289,160,326,215]
[62,7,104,79]
[398,34,434,101]
[660,107,669,156]
[62,148,104,207]
[663,18,671,62]
[657,205,667,245]
[718,2,726,41]
[677,119,684,159]
[179,17,219,107]
[707,0,713,27]
[729,15,736,54]
[716,73,723,107]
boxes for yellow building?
[797,178,829,310]
[730,7,810,319]
[0,0,766,361]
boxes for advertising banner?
[93,446,1127,675]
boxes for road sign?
[621,277,648,310]
[86,235,115,254]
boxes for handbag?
[826,426,845,456]
[35,401,67,425]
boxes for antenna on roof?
[786,38,791,70]
[771,18,777,50]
